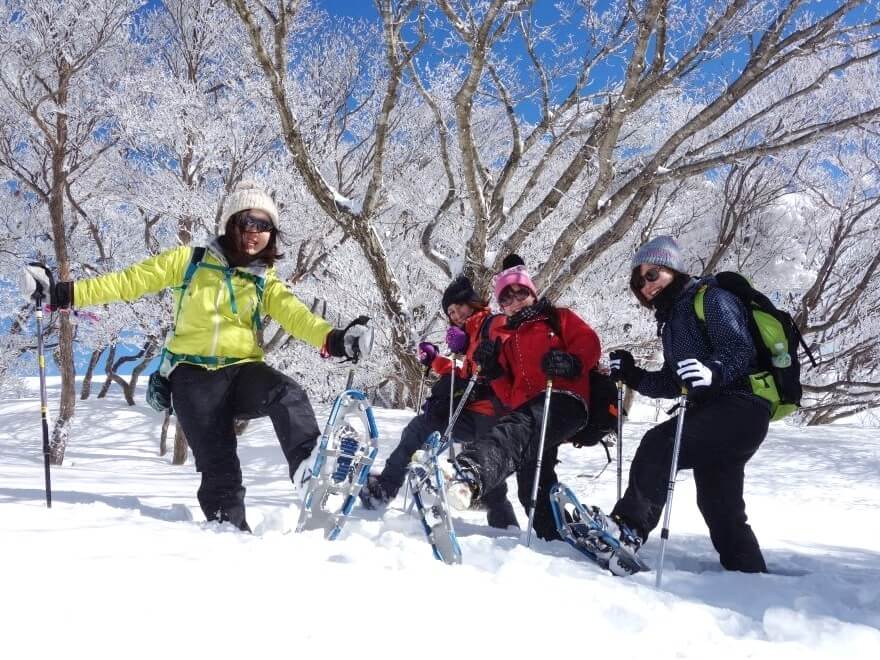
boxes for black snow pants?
[170,362,320,531]
[611,393,771,573]
[379,409,519,529]
[458,392,588,542]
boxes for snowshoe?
[549,483,649,576]
[406,431,462,565]
[296,389,379,540]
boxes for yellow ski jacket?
[75,242,332,371]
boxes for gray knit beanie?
[219,180,279,235]
[631,235,685,272]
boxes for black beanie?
[441,276,481,314]
[501,254,525,269]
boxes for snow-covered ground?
[1,379,878,660]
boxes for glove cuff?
[54,281,74,309]
[324,328,346,358]
[627,365,646,391]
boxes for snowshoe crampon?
[407,431,462,565]
[549,483,649,576]
[296,389,379,540]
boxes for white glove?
[675,358,715,388]
[676,358,722,403]
[19,264,53,303]
[344,323,373,360]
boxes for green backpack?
[694,272,815,421]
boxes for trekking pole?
[403,365,432,512]
[406,368,480,515]
[655,390,688,588]
[524,379,553,547]
[616,380,625,501]
[447,355,457,460]
[415,364,430,413]
[32,288,53,508]
[438,367,481,454]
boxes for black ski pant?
[170,362,320,530]
[458,392,588,542]
[379,409,519,529]
[611,393,770,573]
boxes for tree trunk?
[108,354,154,406]
[159,410,171,456]
[48,83,74,466]
[172,423,188,465]
[97,343,118,399]
[80,347,105,400]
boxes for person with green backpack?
[19,180,373,532]
[606,235,778,573]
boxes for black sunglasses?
[499,286,532,307]
[632,267,663,290]
[236,214,274,233]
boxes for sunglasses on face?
[634,267,663,290]
[499,287,532,307]
[236,214,274,233]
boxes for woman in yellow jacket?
[20,181,372,532]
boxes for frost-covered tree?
[1,0,877,427]
[0,0,140,462]
[225,0,879,414]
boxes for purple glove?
[446,326,469,354]
[417,341,439,366]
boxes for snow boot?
[445,456,481,511]
[605,513,644,576]
[358,474,393,510]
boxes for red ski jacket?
[490,307,601,411]
[430,309,510,416]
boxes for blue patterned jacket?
[636,277,765,405]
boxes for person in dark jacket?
[447,259,602,542]
[607,235,771,573]
[359,275,519,529]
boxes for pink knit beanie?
[493,265,537,302]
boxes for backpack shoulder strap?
[231,269,267,330]
[182,246,206,286]
[693,284,709,322]
[174,246,207,325]
[480,312,500,342]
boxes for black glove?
[472,338,504,380]
[19,263,74,308]
[325,316,373,363]
[541,349,582,379]
[609,349,645,389]
[676,358,722,404]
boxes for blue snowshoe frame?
[407,431,462,565]
[296,389,379,540]
[550,483,649,576]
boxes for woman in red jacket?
[448,259,601,541]
[359,276,518,529]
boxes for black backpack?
[569,369,622,448]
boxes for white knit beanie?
[219,180,279,235]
